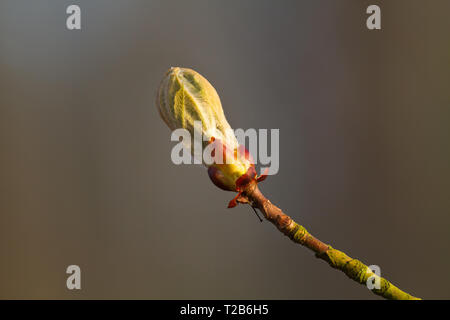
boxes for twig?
[240,181,421,300]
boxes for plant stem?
[241,181,420,300]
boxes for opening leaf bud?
[156,67,265,205]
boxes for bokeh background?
[1,0,449,299]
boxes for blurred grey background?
[0,0,449,299]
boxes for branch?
[241,181,420,300]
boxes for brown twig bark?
[240,181,420,300]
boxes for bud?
[157,67,237,149]
[156,67,266,207]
